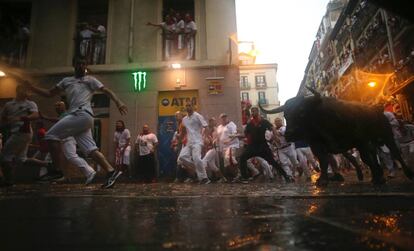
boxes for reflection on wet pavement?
[0,176,413,250]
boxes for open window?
[74,0,108,65]
[0,2,31,67]
[161,0,195,61]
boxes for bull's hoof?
[356,169,364,181]
[316,177,329,187]
[372,177,386,186]
[329,173,345,182]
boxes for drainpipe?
[381,9,396,66]
[128,0,135,63]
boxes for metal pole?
[381,9,396,66]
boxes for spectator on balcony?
[184,13,197,60]
[175,13,185,51]
[79,23,94,60]
[147,15,176,60]
[90,20,106,65]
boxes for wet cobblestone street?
[0,174,413,250]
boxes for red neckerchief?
[140,131,150,136]
[250,116,261,127]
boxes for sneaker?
[199,178,211,184]
[85,171,97,185]
[232,177,249,184]
[38,171,65,182]
[183,178,195,183]
[102,170,122,189]
[216,177,227,183]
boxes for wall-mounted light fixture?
[171,63,181,69]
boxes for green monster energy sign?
[132,71,147,92]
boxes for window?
[255,75,266,88]
[0,2,32,67]
[240,76,249,89]
[241,92,249,101]
[75,0,108,65]
[161,0,195,61]
[258,92,266,104]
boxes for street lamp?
[367,81,377,88]
[171,63,181,69]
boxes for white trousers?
[277,145,299,176]
[296,147,316,177]
[45,111,98,155]
[223,147,238,167]
[115,145,131,166]
[186,37,195,59]
[1,132,32,162]
[178,143,207,180]
[62,137,96,177]
[247,157,274,179]
[202,148,219,172]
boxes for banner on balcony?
[338,55,353,77]
[206,77,224,95]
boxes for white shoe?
[85,171,97,185]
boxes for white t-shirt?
[184,21,197,33]
[56,75,104,114]
[136,133,158,156]
[182,111,207,145]
[80,29,94,39]
[217,121,239,149]
[2,99,38,133]
[114,129,131,148]
[176,20,185,32]
[276,126,289,146]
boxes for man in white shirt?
[135,125,158,182]
[114,120,131,175]
[273,117,300,177]
[0,85,39,186]
[178,102,210,184]
[147,15,176,60]
[24,57,127,188]
[184,13,197,60]
[216,113,240,176]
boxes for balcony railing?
[240,82,250,89]
[74,36,106,65]
[162,32,195,61]
[0,30,29,67]
[255,82,267,89]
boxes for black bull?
[259,92,414,186]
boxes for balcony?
[240,82,251,90]
[350,2,379,40]
[255,82,267,89]
[74,35,106,65]
[162,32,196,61]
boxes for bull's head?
[259,86,321,141]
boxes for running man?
[178,102,210,184]
[0,85,39,187]
[23,58,127,188]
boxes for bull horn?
[258,102,285,114]
[306,86,320,96]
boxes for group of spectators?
[0,18,30,66]
[147,10,197,60]
[74,21,107,65]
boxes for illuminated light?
[171,63,181,69]
[0,70,6,77]
[367,81,377,88]
[132,71,147,92]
